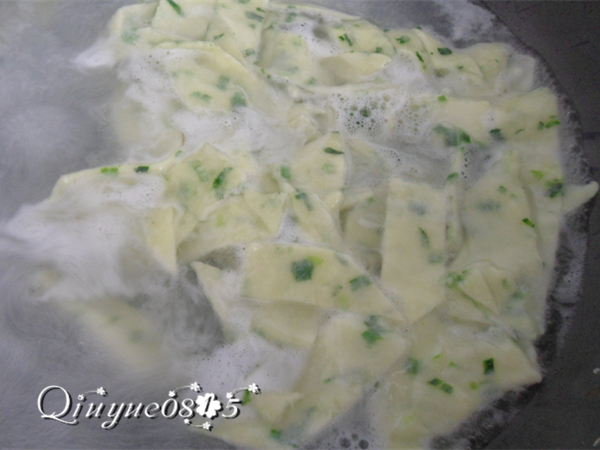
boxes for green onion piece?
[286,12,297,22]
[538,121,545,130]
[428,252,443,264]
[324,147,344,155]
[242,389,251,405]
[245,48,256,57]
[470,381,479,390]
[546,179,564,198]
[438,95,447,102]
[270,429,282,440]
[476,200,501,212]
[214,33,224,40]
[445,271,468,288]
[291,258,314,282]
[231,92,247,107]
[428,378,442,387]
[294,191,312,211]
[396,36,410,44]
[441,383,454,394]
[437,47,452,55]
[447,172,458,181]
[361,328,383,345]
[415,51,424,62]
[349,275,371,291]
[407,358,420,374]
[280,165,291,180]
[531,170,544,180]
[359,108,371,117]
[166,0,183,17]
[213,167,233,189]
[483,357,495,375]
[216,75,230,91]
[375,47,383,53]
[134,166,149,173]
[489,128,504,141]
[522,218,535,228]
[245,11,264,22]
[100,166,118,174]
[419,228,430,249]
[498,185,507,194]
[191,92,212,102]
[515,128,525,134]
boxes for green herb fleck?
[245,48,256,57]
[100,166,118,174]
[214,33,224,40]
[446,270,468,288]
[308,255,324,266]
[361,316,384,346]
[415,51,424,62]
[434,125,471,147]
[245,11,264,22]
[515,128,525,134]
[256,7,265,12]
[489,128,504,141]
[231,91,247,107]
[191,91,212,102]
[406,358,420,375]
[291,258,314,282]
[429,378,442,387]
[349,275,372,291]
[286,12,297,22]
[531,170,544,180]
[476,200,501,212]
[135,166,149,173]
[522,218,535,228]
[396,36,410,44]
[361,328,382,345]
[438,95,447,102]
[338,33,353,46]
[213,167,233,190]
[217,75,230,90]
[449,361,459,368]
[538,121,545,130]
[294,191,313,211]
[419,228,430,249]
[446,172,459,182]
[428,378,453,394]
[498,185,507,194]
[324,147,344,155]
[280,165,291,180]
[166,0,183,17]
[375,47,383,54]
[359,108,371,118]
[270,429,282,440]
[322,163,335,174]
[437,47,452,55]
[470,381,479,390]
[546,178,564,198]
[483,357,495,375]
[428,252,444,264]
[241,389,251,405]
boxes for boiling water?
[0,1,594,449]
